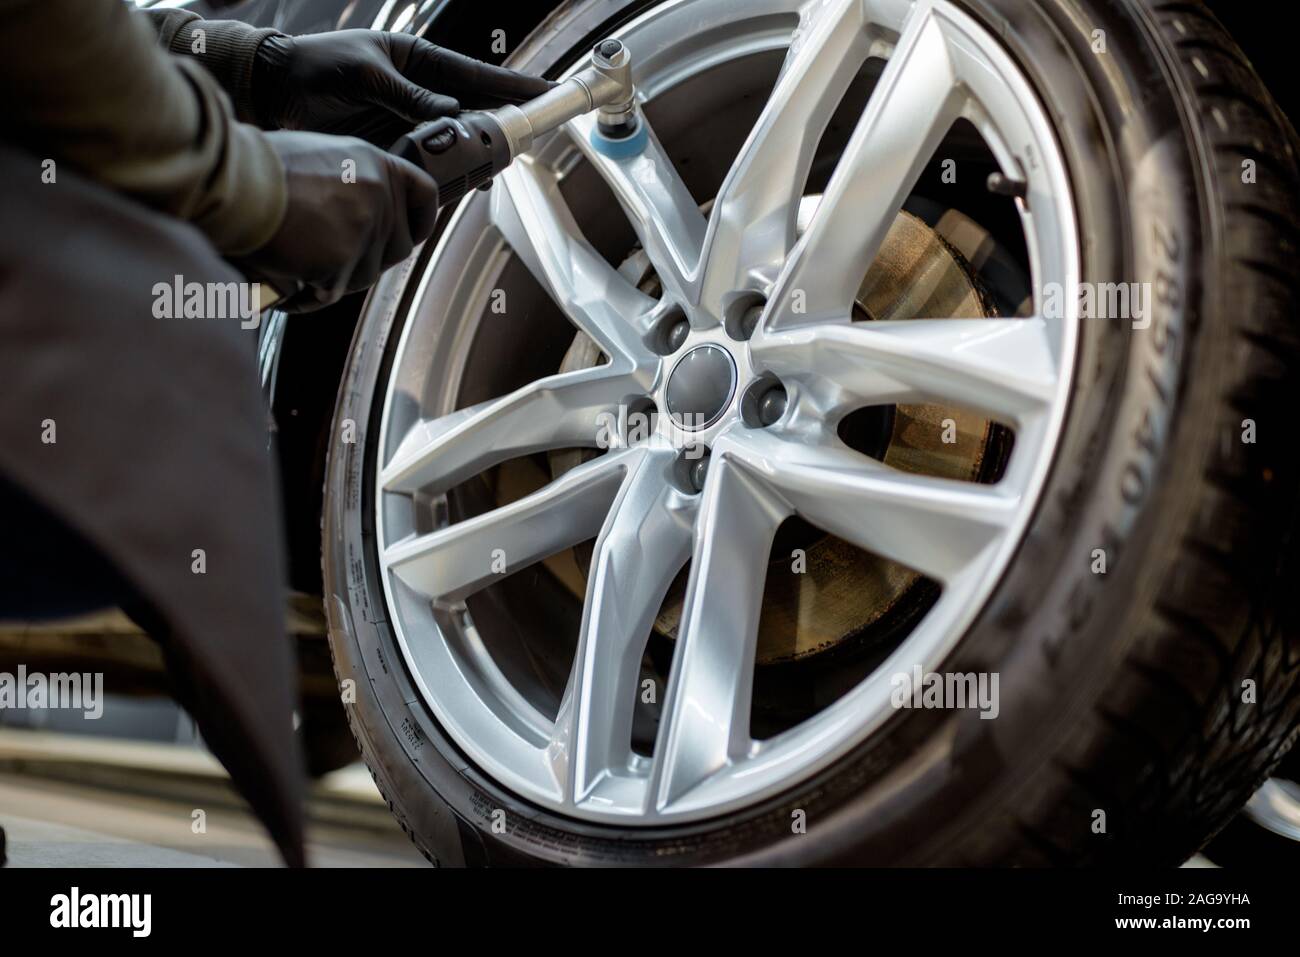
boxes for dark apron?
[0,144,305,866]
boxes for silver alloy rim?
[1243,778,1300,842]
[375,0,1080,824]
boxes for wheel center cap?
[666,344,736,431]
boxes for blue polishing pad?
[590,119,649,159]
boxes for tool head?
[489,38,641,158]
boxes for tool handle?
[389,113,513,209]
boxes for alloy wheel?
[374,0,1080,824]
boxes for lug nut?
[725,294,766,342]
[756,385,787,426]
[689,454,710,492]
[674,446,712,494]
[665,317,690,352]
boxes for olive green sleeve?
[141,8,284,126]
[0,0,286,255]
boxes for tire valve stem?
[986,170,1028,200]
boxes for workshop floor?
[0,730,424,867]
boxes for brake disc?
[547,207,1003,664]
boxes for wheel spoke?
[491,156,659,360]
[768,0,963,330]
[382,450,631,603]
[695,0,873,317]
[549,446,695,805]
[754,317,1058,425]
[651,454,787,810]
[380,366,640,495]
[567,112,708,315]
[725,429,1017,583]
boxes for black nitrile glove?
[253,30,554,141]
[237,131,439,311]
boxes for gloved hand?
[253,30,554,141]
[236,130,439,311]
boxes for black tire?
[323,0,1300,865]
[1201,747,1300,866]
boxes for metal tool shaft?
[491,39,635,156]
